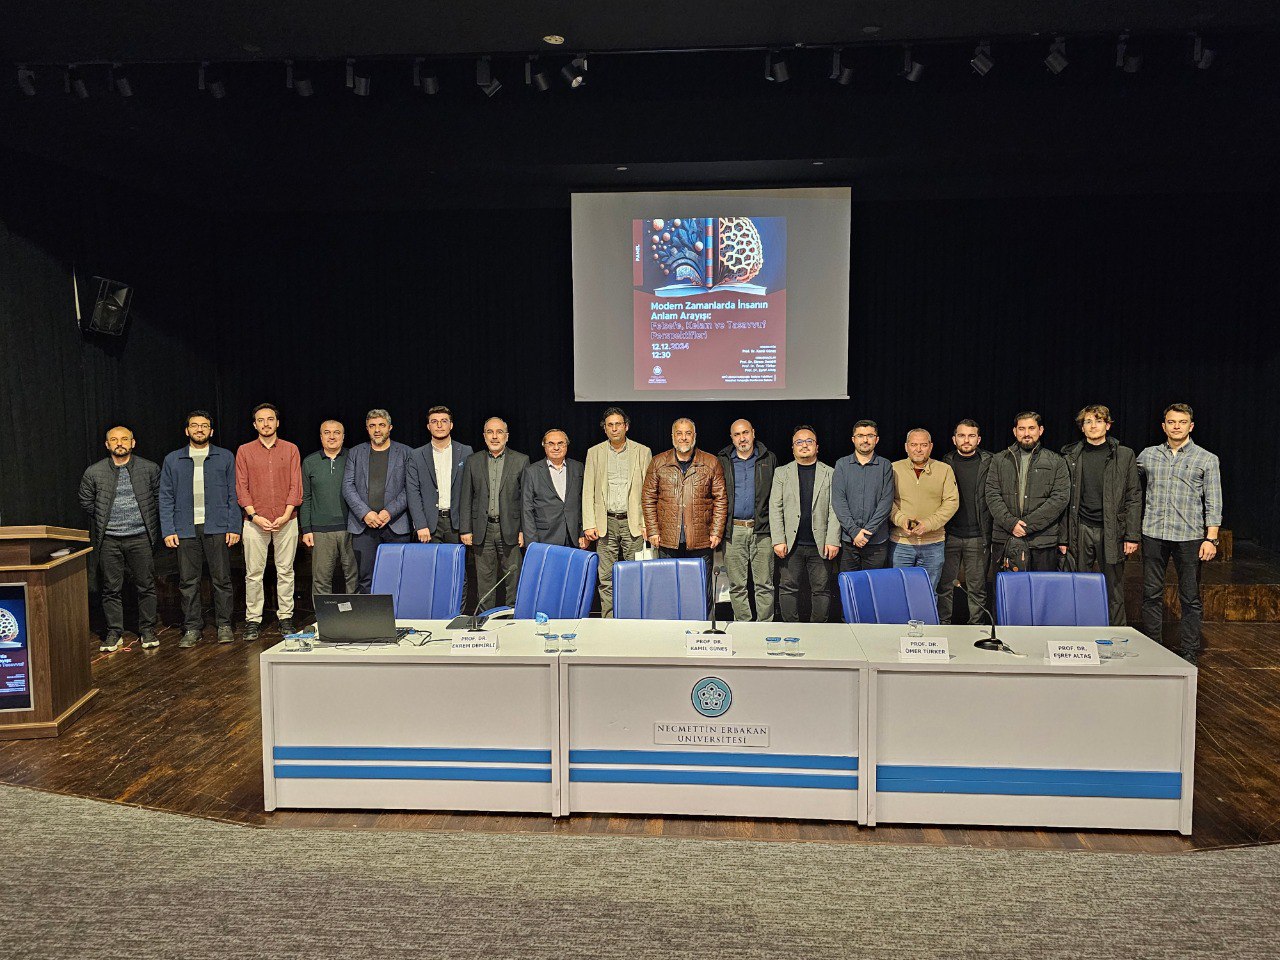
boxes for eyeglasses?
[793,439,816,446]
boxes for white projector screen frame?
[572,187,851,402]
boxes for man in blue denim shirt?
[1137,403,1223,664]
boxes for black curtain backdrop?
[207,194,1279,542]
[3,168,1278,545]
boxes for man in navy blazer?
[342,408,413,592]
[521,428,586,549]
[407,405,473,544]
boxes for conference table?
[260,618,1196,834]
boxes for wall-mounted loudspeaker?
[82,277,133,335]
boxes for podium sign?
[0,585,32,711]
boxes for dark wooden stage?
[3,546,1279,855]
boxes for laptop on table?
[313,594,406,645]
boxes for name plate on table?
[1046,640,1100,665]
[655,722,769,747]
[686,633,733,657]
[451,633,500,654]
[899,637,950,662]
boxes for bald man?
[890,428,958,591]
[717,419,778,622]
[79,425,161,651]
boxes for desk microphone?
[446,564,517,632]
[703,559,726,634]
[954,584,1020,655]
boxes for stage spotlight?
[1115,32,1129,68]
[413,58,440,94]
[112,63,133,97]
[481,79,502,97]
[765,51,789,82]
[348,60,372,96]
[1044,37,1068,74]
[901,46,923,82]
[970,42,993,76]
[561,57,586,87]
[286,60,313,96]
[526,58,551,91]
[1193,34,1216,70]
[66,66,89,99]
[17,66,35,96]
[830,50,854,85]
[476,57,492,86]
[1123,54,1142,73]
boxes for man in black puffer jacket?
[985,412,1070,573]
[78,425,161,652]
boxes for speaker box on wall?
[82,277,133,335]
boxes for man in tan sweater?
[890,429,959,591]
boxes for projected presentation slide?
[633,216,787,391]
[573,187,850,402]
[0,585,32,713]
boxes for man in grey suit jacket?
[342,408,414,592]
[522,429,586,550]
[459,418,529,607]
[769,426,842,623]
[407,405,474,544]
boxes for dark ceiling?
[3,4,1280,211]
[5,0,1280,63]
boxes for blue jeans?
[891,541,946,591]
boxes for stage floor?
[3,618,1278,854]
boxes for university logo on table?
[691,677,732,718]
[0,608,19,644]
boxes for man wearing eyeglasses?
[1060,404,1142,626]
[769,426,842,623]
[832,419,895,572]
[1137,403,1222,664]
[407,405,473,545]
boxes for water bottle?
[535,611,550,636]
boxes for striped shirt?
[1137,439,1222,542]
[105,465,147,537]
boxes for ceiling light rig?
[970,42,993,76]
[347,59,372,96]
[413,58,440,94]
[17,66,36,96]
[830,49,854,85]
[476,56,501,97]
[525,58,551,92]
[561,56,586,88]
[286,60,313,97]
[110,63,133,97]
[1192,34,1215,70]
[65,65,89,99]
[901,46,923,82]
[765,50,789,82]
[1044,37,1069,74]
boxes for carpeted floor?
[2,784,1277,960]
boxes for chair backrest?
[995,571,1109,626]
[371,542,466,619]
[612,558,707,620]
[513,542,599,619]
[838,568,940,624]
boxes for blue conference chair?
[612,558,708,620]
[994,571,1109,627]
[370,542,466,619]
[483,542,598,620]
[838,567,940,625]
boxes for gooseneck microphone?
[447,564,518,632]
[954,584,1020,655]
[703,560,726,634]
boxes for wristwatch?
[1205,538,1220,546]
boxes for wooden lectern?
[0,526,97,739]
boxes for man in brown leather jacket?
[642,418,728,608]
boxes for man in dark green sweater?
[301,420,357,597]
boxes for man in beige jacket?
[890,428,959,591]
[582,406,653,616]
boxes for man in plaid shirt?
[1137,403,1222,664]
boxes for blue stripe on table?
[568,768,857,790]
[274,746,551,764]
[569,750,857,770]
[274,764,551,783]
[876,765,1182,799]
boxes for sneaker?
[100,631,123,653]
[178,630,201,648]
[278,618,297,636]
[243,621,261,642]
[139,630,160,649]
[217,625,235,644]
